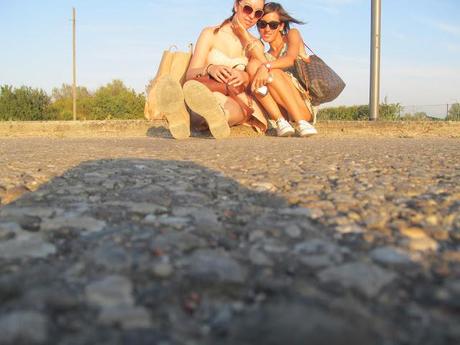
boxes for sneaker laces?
[276,118,290,128]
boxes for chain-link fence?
[399,104,454,120]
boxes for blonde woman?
[156,0,268,139]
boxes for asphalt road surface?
[0,136,459,345]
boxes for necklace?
[270,36,285,58]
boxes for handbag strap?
[303,41,316,56]
[169,44,194,53]
[232,63,246,70]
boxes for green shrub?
[446,103,460,121]
[318,103,402,121]
[49,84,93,120]
[0,81,146,121]
[89,80,145,120]
[30,81,146,121]
[0,85,55,121]
[402,112,434,121]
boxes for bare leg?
[213,92,246,126]
[266,69,313,122]
[246,59,285,121]
[279,72,313,122]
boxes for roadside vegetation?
[446,103,460,121]
[0,82,458,121]
[0,81,145,121]
[318,103,458,121]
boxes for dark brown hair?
[263,2,304,35]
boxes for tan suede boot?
[183,80,230,139]
[155,76,190,140]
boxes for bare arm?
[249,30,306,92]
[186,27,214,80]
[230,16,267,62]
[267,29,304,69]
[232,17,305,70]
[186,27,233,83]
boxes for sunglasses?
[257,20,281,30]
[240,3,264,19]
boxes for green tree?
[446,103,460,121]
[51,84,91,101]
[0,85,55,121]
[90,80,145,120]
[49,84,92,120]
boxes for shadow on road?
[0,158,454,345]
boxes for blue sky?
[0,0,459,107]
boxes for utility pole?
[72,8,77,121]
[369,0,381,121]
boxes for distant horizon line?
[1,81,458,111]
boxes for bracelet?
[232,63,246,70]
[246,43,258,54]
[257,63,269,72]
[205,64,214,75]
[266,73,274,84]
[244,39,259,54]
[243,39,257,52]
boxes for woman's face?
[235,0,265,29]
[257,12,284,43]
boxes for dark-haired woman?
[156,0,268,139]
[232,2,318,137]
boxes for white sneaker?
[296,120,317,137]
[276,118,295,137]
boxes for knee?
[270,69,284,78]
[268,69,288,86]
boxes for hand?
[208,65,232,83]
[227,69,248,88]
[300,54,311,63]
[250,65,270,93]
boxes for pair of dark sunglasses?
[257,20,281,30]
[241,4,264,19]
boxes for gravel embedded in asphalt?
[0,136,459,345]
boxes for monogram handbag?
[294,44,346,106]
